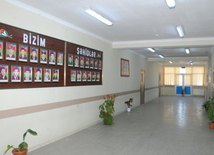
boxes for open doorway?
[140,70,145,105]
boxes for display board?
[66,42,103,86]
[0,23,64,88]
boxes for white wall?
[0,1,149,154]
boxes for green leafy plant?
[125,98,133,108]
[99,94,116,125]
[4,129,37,154]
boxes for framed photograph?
[0,41,3,59]
[96,72,100,81]
[71,70,76,82]
[77,70,82,81]
[34,67,42,82]
[44,68,51,82]
[120,58,130,77]
[11,65,21,82]
[68,54,73,67]
[0,65,8,82]
[90,58,94,69]
[94,59,98,69]
[57,52,63,66]
[92,72,96,81]
[30,47,38,63]
[85,57,89,68]
[6,42,16,61]
[99,60,102,70]
[40,49,48,64]
[97,53,102,58]
[19,44,28,62]
[82,71,87,81]
[87,71,91,81]
[23,66,32,82]
[52,68,59,82]
[49,50,56,65]
[80,56,84,68]
[74,55,79,67]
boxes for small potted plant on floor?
[207,103,214,129]
[124,98,133,112]
[99,94,116,125]
[4,129,37,155]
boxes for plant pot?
[209,123,214,129]
[12,148,28,155]
[127,107,131,112]
[103,115,113,125]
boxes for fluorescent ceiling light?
[185,48,190,54]
[85,9,113,26]
[169,61,173,63]
[159,55,164,58]
[166,0,176,9]
[147,48,155,52]
[176,26,184,38]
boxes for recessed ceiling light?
[147,48,155,52]
[169,61,173,63]
[176,26,184,38]
[185,48,190,54]
[85,9,113,26]
[166,0,176,9]
[159,55,164,58]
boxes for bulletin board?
[66,42,103,86]
[0,22,65,88]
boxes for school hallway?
[29,96,214,155]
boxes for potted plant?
[124,98,133,112]
[4,129,37,155]
[207,103,214,129]
[99,94,116,125]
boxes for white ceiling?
[9,0,214,59]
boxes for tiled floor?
[29,96,214,155]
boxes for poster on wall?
[77,70,82,81]
[99,60,102,70]
[57,52,63,66]
[0,41,3,59]
[44,68,51,82]
[11,65,21,82]
[23,66,32,82]
[52,68,59,82]
[34,67,42,82]
[92,72,96,81]
[74,55,79,67]
[71,70,76,82]
[40,49,48,64]
[82,71,87,81]
[96,72,100,81]
[6,42,16,61]
[0,65,8,82]
[94,59,98,69]
[85,57,89,68]
[49,50,56,65]
[80,56,84,68]
[90,58,94,69]
[30,47,38,63]
[19,44,28,62]
[68,54,73,67]
[87,71,91,81]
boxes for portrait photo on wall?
[11,65,21,82]
[34,67,42,82]
[77,70,82,81]
[90,58,94,69]
[30,47,38,63]
[49,50,56,65]
[85,57,89,68]
[0,41,3,59]
[74,55,79,67]
[99,60,102,70]
[82,71,87,81]
[0,65,8,82]
[23,66,32,82]
[94,59,98,69]
[44,68,51,82]
[52,68,59,82]
[19,45,28,62]
[40,49,48,64]
[71,69,76,82]
[57,52,63,66]
[96,72,100,81]
[68,54,73,67]
[87,71,91,81]
[92,72,96,81]
[6,42,16,61]
[80,56,85,68]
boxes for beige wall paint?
[0,1,152,154]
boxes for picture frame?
[77,70,82,81]
[57,52,63,66]
[49,50,56,65]
[23,66,32,82]
[52,68,59,82]
[71,69,76,82]
[30,47,38,63]
[120,58,130,77]
[0,41,3,59]
[44,68,51,82]
[92,72,96,81]
[98,60,102,70]
[19,44,28,62]
[96,72,100,81]
[87,71,91,81]
[0,64,8,82]
[6,42,16,61]
[34,67,42,82]
[74,55,79,67]
[11,65,21,82]
[90,58,94,69]
[85,57,90,68]
[40,49,48,64]
[80,56,84,68]
[94,59,98,69]
[68,54,73,67]
[82,71,87,81]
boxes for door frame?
[140,69,145,105]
